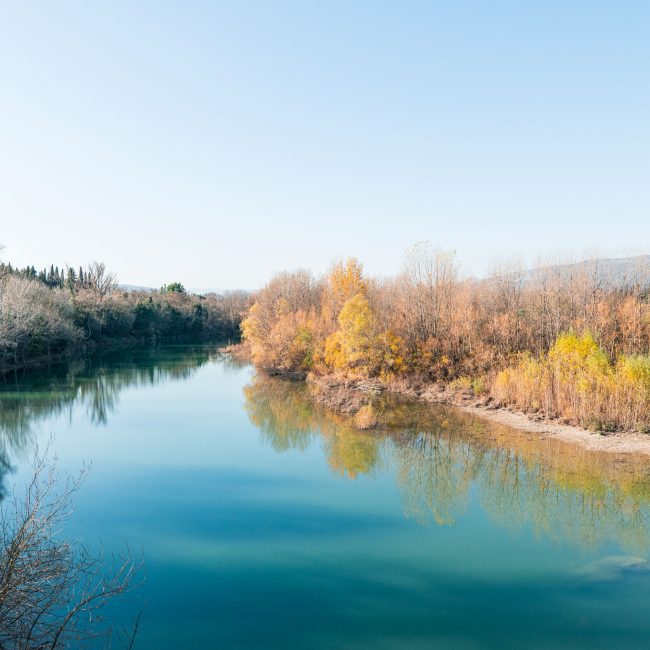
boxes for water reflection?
[244,373,650,552]
[0,346,219,492]
[244,376,382,478]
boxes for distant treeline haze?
[241,245,650,432]
[0,257,248,371]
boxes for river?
[2,345,650,648]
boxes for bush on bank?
[241,251,650,432]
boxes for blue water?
[2,345,650,648]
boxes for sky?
[1,1,649,291]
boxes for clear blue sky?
[1,1,648,290]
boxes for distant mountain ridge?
[521,255,650,289]
[118,284,155,293]
[118,283,249,296]
[482,255,650,291]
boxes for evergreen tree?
[66,267,77,290]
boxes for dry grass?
[492,332,650,432]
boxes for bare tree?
[0,442,141,649]
[219,290,250,336]
[85,262,118,300]
[0,276,82,371]
[401,242,458,348]
[78,263,119,344]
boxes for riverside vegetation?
[0,254,247,373]
[241,245,650,434]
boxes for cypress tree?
[66,267,77,290]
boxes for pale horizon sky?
[1,2,649,291]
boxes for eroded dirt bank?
[307,374,650,457]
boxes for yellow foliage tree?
[321,258,367,329]
[324,293,378,377]
[327,258,366,303]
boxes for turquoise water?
[2,345,650,649]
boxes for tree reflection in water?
[243,372,650,552]
[3,357,650,553]
[244,375,382,478]
[0,346,218,495]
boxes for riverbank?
[307,373,650,456]
[221,343,650,456]
[0,271,246,375]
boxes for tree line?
[0,254,248,372]
[241,244,650,432]
[0,261,102,291]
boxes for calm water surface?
[2,345,650,649]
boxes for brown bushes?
[241,248,650,432]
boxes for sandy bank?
[308,374,650,457]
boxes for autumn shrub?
[241,270,321,374]
[378,330,410,378]
[613,355,650,430]
[471,376,488,395]
[449,376,472,391]
[264,310,316,373]
[493,332,650,431]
